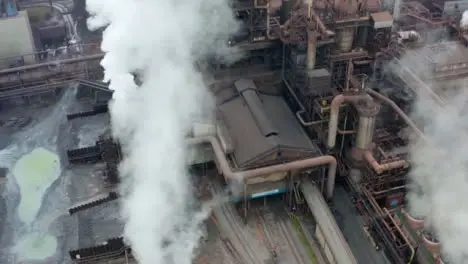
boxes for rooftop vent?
[234,79,278,139]
[421,227,441,257]
[404,209,425,230]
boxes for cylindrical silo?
[354,101,380,150]
[336,28,356,53]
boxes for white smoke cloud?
[460,10,468,29]
[85,0,239,263]
[405,44,468,262]
[409,86,468,263]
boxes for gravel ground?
[0,88,118,264]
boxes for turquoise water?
[12,147,61,261]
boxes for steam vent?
[404,209,425,230]
[421,228,441,257]
[2,0,468,263]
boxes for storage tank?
[421,228,441,257]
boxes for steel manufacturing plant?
[2,0,468,263]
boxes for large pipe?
[363,150,408,174]
[0,53,105,75]
[296,109,355,134]
[327,93,374,148]
[365,89,427,141]
[355,116,375,149]
[311,10,333,37]
[187,136,338,200]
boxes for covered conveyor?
[301,181,357,264]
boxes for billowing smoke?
[85,0,239,263]
[408,89,468,263]
[461,10,468,28]
[404,29,468,263]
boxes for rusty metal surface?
[0,43,104,92]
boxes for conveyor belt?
[67,145,102,164]
[67,104,109,120]
[76,79,111,93]
[68,192,119,215]
[69,237,130,263]
[301,181,358,264]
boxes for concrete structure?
[0,10,35,67]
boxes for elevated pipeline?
[0,53,105,75]
[328,90,427,144]
[363,150,408,174]
[301,181,357,264]
[187,136,338,200]
[365,89,426,140]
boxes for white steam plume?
[405,42,468,262]
[85,0,239,263]
[408,87,468,263]
[461,10,468,29]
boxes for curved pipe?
[327,94,374,148]
[187,136,338,200]
[365,89,427,141]
[311,10,333,37]
[363,150,408,174]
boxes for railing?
[0,43,102,70]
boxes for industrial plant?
[0,0,467,263]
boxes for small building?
[217,79,322,197]
[218,79,321,169]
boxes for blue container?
[231,187,286,202]
[6,1,18,17]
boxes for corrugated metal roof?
[218,79,319,167]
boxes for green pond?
[12,147,61,260]
[13,147,61,224]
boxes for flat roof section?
[218,79,320,168]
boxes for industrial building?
[0,10,35,67]
[1,0,468,263]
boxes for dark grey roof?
[218,79,319,167]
